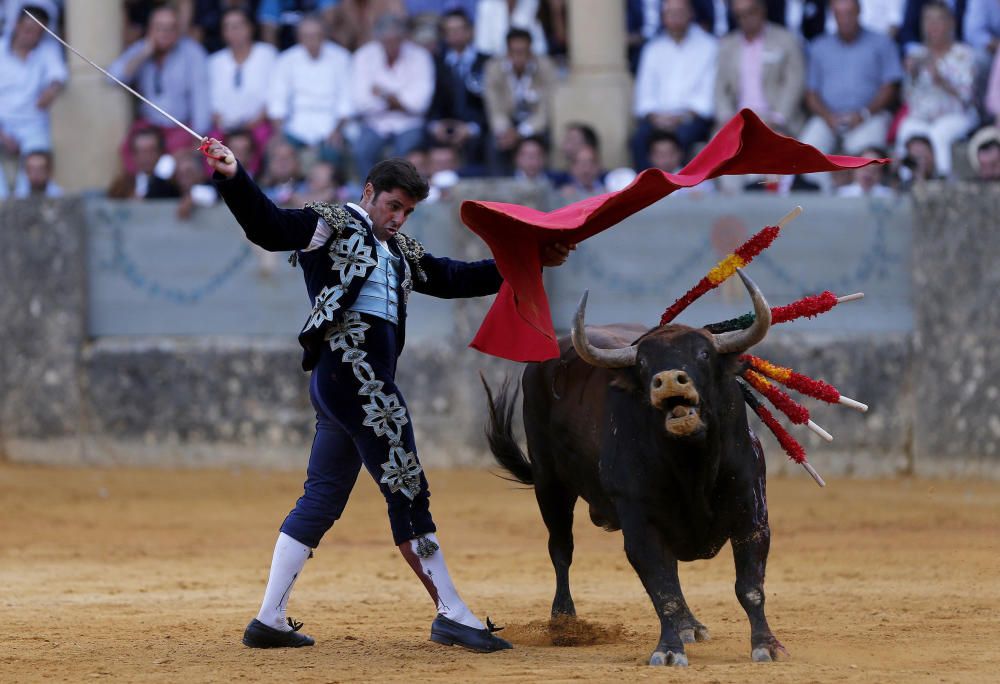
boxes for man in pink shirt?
[351,14,435,179]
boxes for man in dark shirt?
[202,137,571,653]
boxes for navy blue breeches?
[280,312,435,547]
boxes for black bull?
[482,270,785,666]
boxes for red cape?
[460,109,887,362]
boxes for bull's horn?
[571,290,638,368]
[711,269,771,354]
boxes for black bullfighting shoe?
[242,618,315,648]
[429,615,513,653]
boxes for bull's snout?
[650,370,704,437]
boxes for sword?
[23,9,234,164]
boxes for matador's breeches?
[280,312,435,547]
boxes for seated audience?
[837,146,896,196]
[474,0,548,56]
[351,14,435,178]
[110,6,210,172]
[512,135,555,186]
[963,0,1000,56]
[223,128,261,177]
[257,0,338,50]
[0,6,66,196]
[180,0,262,53]
[897,134,940,189]
[799,0,902,189]
[860,0,904,37]
[898,0,964,53]
[209,8,277,155]
[329,0,406,52]
[290,160,339,205]
[405,146,432,180]
[173,149,218,220]
[558,143,605,200]
[9,149,61,198]
[558,122,599,171]
[260,138,303,205]
[267,14,352,172]
[426,9,490,166]
[107,127,181,200]
[483,27,556,174]
[632,0,717,169]
[715,0,805,135]
[968,125,1000,180]
[648,131,717,195]
[895,2,977,178]
[985,47,1000,125]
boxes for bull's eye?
[697,348,710,361]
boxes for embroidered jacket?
[213,163,503,371]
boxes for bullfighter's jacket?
[213,163,503,371]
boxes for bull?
[482,269,784,666]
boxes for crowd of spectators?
[5,0,1000,209]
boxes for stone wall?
[0,183,996,476]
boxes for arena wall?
[1,182,997,477]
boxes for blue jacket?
[213,164,503,371]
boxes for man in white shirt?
[631,0,717,170]
[209,8,277,147]
[0,5,65,198]
[267,14,353,170]
[351,14,435,180]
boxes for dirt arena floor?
[2,462,998,683]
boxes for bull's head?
[571,269,771,438]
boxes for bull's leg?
[662,558,710,644]
[619,507,688,667]
[535,481,578,618]
[731,467,785,662]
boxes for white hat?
[967,126,1000,172]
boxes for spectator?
[513,135,554,185]
[11,149,61,198]
[968,125,1000,180]
[693,0,735,37]
[558,143,605,200]
[173,149,217,220]
[2,0,65,72]
[405,145,431,180]
[799,0,902,162]
[351,14,435,179]
[209,8,276,157]
[837,145,895,196]
[426,9,490,166]
[0,5,66,196]
[107,127,181,200]
[179,0,263,53]
[330,0,406,52]
[290,160,339,205]
[898,0,965,53]
[109,6,210,172]
[428,143,461,176]
[895,2,977,178]
[483,28,556,174]
[224,128,261,177]
[257,0,338,50]
[267,14,352,172]
[986,47,1000,124]
[860,0,905,37]
[260,138,302,205]
[627,0,664,72]
[559,122,599,170]
[963,0,1000,56]
[538,0,568,61]
[780,0,834,42]
[475,0,548,56]
[632,0,717,169]
[897,133,940,188]
[647,130,717,195]
[715,0,806,135]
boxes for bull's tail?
[480,373,534,486]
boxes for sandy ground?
[1,462,999,683]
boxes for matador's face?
[361,184,418,243]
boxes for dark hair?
[506,27,532,45]
[978,139,1000,155]
[441,8,472,26]
[24,149,53,165]
[647,130,681,153]
[19,5,50,25]
[565,122,599,152]
[922,0,953,19]
[904,134,932,149]
[365,158,429,201]
[516,135,549,154]
[221,6,257,30]
[131,126,165,152]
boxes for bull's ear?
[609,367,642,394]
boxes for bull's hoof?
[751,647,773,662]
[649,650,688,667]
[679,625,711,644]
[751,639,788,663]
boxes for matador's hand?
[541,242,575,268]
[200,137,237,178]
